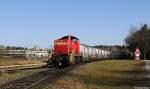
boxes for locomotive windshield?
[61,36,79,41]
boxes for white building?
[4,50,48,59]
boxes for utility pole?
[143,32,146,60]
[143,33,145,60]
[143,46,146,60]
[34,45,37,61]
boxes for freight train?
[48,35,131,67]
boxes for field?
[41,60,145,89]
[0,58,46,66]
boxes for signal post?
[134,48,140,61]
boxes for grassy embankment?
[42,60,145,89]
[0,58,46,66]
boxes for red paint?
[54,36,80,56]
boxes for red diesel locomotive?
[53,35,82,67]
[54,36,80,56]
[48,35,131,68]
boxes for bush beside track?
[41,60,146,89]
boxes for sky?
[0,0,150,48]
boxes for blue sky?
[0,0,150,48]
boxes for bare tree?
[125,24,150,59]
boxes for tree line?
[94,45,128,52]
[125,24,150,59]
[6,46,28,50]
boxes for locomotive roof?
[61,36,79,40]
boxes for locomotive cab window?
[61,36,79,41]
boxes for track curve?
[0,64,82,89]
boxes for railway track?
[0,64,82,89]
[0,63,48,73]
[2,65,54,75]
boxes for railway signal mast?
[134,48,141,61]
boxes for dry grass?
[0,58,46,66]
[0,68,49,85]
[43,60,145,89]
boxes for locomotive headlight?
[59,63,62,66]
